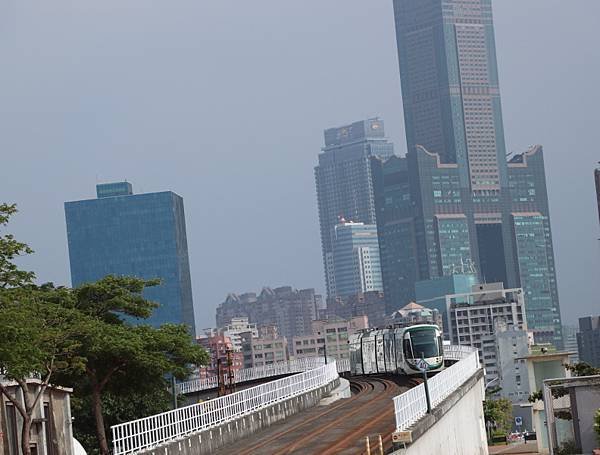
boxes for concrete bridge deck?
[214,375,419,455]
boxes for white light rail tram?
[349,324,444,375]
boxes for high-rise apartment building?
[374,0,563,346]
[326,291,387,329]
[446,283,527,351]
[215,286,321,350]
[446,283,531,402]
[65,182,196,334]
[332,221,383,297]
[315,118,394,298]
[577,316,600,368]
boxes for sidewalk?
[488,441,539,454]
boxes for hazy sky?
[2,0,599,329]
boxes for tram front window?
[406,329,440,359]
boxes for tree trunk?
[92,387,110,455]
[21,415,32,455]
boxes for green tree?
[483,397,513,436]
[71,387,173,453]
[57,276,208,455]
[0,203,34,288]
[0,293,86,455]
[565,362,600,377]
[0,204,83,455]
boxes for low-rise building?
[196,334,244,377]
[249,337,287,368]
[542,374,600,454]
[239,325,288,368]
[202,317,258,353]
[0,380,75,455]
[516,349,573,453]
[386,302,443,330]
[293,316,368,361]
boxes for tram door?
[375,333,385,373]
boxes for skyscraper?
[65,182,196,335]
[577,316,600,368]
[595,166,600,226]
[383,0,563,346]
[332,221,383,297]
[315,118,394,298]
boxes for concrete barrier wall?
[141,378,339,455]
[393,370,488,455]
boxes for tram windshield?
[404,328,440,359]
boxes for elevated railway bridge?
[110,345,486,454]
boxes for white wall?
[397,377,488,455]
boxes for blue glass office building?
[65,182,196,335]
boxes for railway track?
[217,375,419,455]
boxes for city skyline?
[384,0,562,345]
[2,0,599,330]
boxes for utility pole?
[419,353,432,414]
[226,348,235,394]
[217,357,225,397]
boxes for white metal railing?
[442,344,477,362]
[178,356,350,395]
[112,360,339,455]
[393,345,480,432]
[337,358,350,373]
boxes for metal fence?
[112,360,339,454]
[393,345,480,432]
[177,356,350,395]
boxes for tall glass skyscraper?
[381,0,563,346]
[65,182,196,335]
[332,221,383,297]
[315,118,394,298]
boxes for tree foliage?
[483,397,513,435]
[595,408,600,445]
[71,387,173,454]
[0,206,209,455]
[56,276,208,455]
[0,286,87,455]
[0,203,34,288]
[565,362,600,377]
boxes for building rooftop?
[323,118,386,147]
